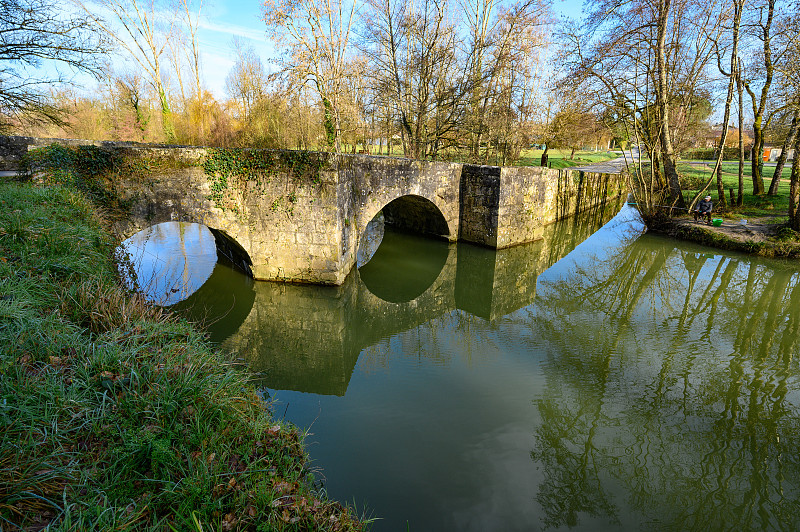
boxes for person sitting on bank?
[694,195,713,224]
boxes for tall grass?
[0,182,367,531]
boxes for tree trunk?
[652,150,665,190]
[745,0,776,196]
[157,84,175,143]
[713,0,742,208]
[751,119,766,195]
[737,60,744,206]
[768,107,800,195]
[790,132,800,230]
[334,104,343,155]
[655,0,685,208]
[713,89,735,208]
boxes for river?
[120,202,800,531]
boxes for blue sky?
[182,0,277,97]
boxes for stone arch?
[119,221,219,305]
[359,194,453,242]
[206,227,253,277]
[119,221,254,306]
[117,207,254,280]
[353,194,453,302]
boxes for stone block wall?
[496,165,556,247]
[76,145,348,284]
[0,136,173,170]
[223,278,357,396]
[457,165,627,250]
[223,246,460,395]
[496,166,627,248]
[458,165,501,247]
[0,135,36,170]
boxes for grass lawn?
[675,161,794,221]
[515,149,619,169]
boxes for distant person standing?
[694,195,713,224]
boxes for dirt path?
[672,216,781,244]
[566,156,633,174]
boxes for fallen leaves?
[221,512,237,531]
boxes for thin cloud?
[197,19,267,42]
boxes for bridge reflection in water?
[170,197,632,396]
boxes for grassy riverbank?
[636,161,800,257]
[676,161,794,219]
[0,179,365,530]
[649,217,800,259]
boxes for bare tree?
[263,0,359,153]
[225,38,267,121]
[162,0,205,141]
[360,0,547,161]
[536,88,607,164]
[766,9,800,195]
[702,0,743,208]
[767,106,800,194]
[782,3,800,229]
[460,0,549,162]
[735,59,745,205]
[740,0,780,195]
[359,0,463,158]
[77,0,178,142]
[653,0,682,206]
[179,0,203,100]
[0,0,109,129]
[112,73,151,141]
[560,0,726,212]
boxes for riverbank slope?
[0,179,365,530]
[648,215,800,258]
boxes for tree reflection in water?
[118,222,218,305]
[531,235,800,530]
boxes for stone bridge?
[1,136,626,285]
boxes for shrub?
[681,147,748,161]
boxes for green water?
[124,203,800,531]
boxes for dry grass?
[62,280,169,335]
